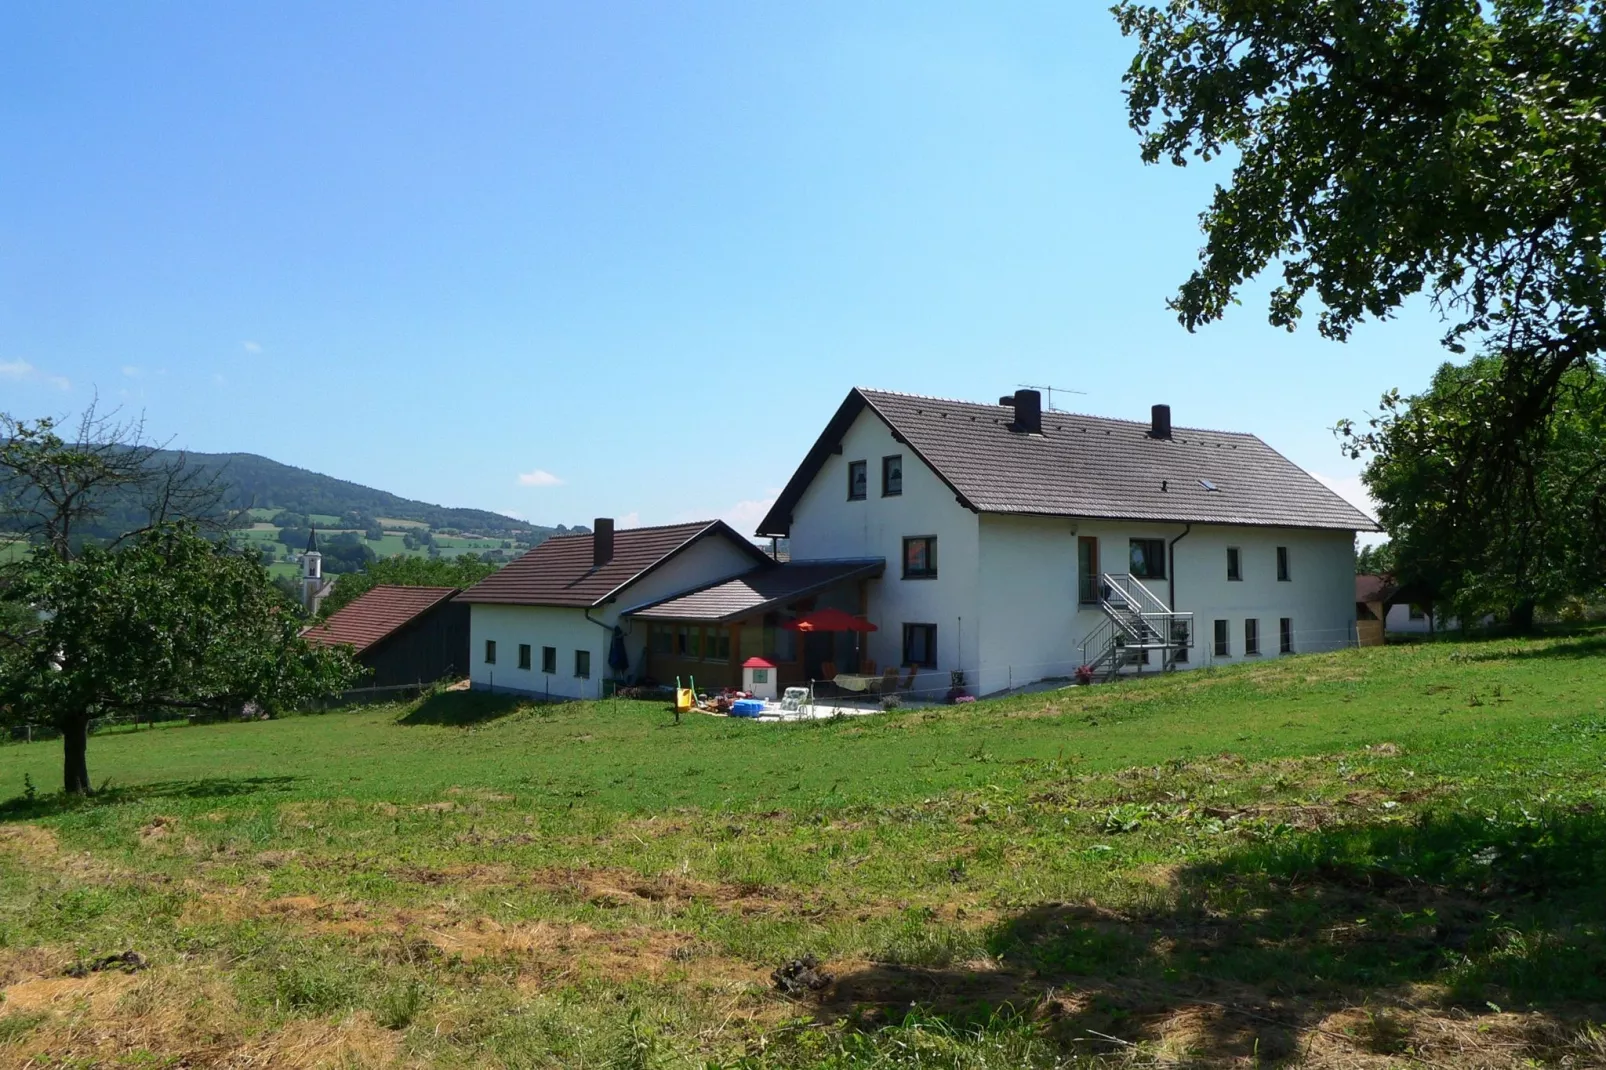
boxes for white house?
[457,519,770,699]
[755,387,1380,697]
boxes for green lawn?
[1,634,1604,1067]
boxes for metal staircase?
[1078,573,1193,681]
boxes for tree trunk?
[62,717,91,795]
[1510,598,1537,634]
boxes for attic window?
[1199,479,1219,492]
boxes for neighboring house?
[1355,572,1397,646]
[756,387,1380,696]
[1357,572,1477,636]
[622,558,885,690]
[456,519,771,699]
[302,585,469,689]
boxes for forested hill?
[168,450,575,539]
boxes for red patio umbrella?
[782,607,877,633]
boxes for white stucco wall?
[470,603,605,700]
[468,530,761,700]
[1167,524,1357,662]
[786,408,980,696]
[780,409,1362,696]
[975,519,1356,691]
[1385,604,1480,633]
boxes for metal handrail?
[1079,573,1195,679]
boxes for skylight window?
[1199,479,1220,492]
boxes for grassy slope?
[0,635,1603,1067]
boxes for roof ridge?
[544,519,717,541]
[856,387,1259,438]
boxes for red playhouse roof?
[782,607,877,633]
[742,656,777,669]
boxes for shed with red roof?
[303,584,469,689]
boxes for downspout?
[585,603,623,695]
[1167,524,1192,610]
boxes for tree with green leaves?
[0,525,360,794]
[1354,354,1606,629]
[1,405,226,559]
[318,552,500,619]
[1115,1,1606,522]
[1355,541,1396,577]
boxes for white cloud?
[212,373,227,386]
[1313,472,1375,516]
[673,492,778,542]
[616,512,642,529]
[516,468,564,487]
[0,359,70,390]
[242,341,262,354]
[121,365,143,378]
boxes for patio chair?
[819,661,837,682]
[861,657,876,675]
[880,666,900,694]
[900,665,918,694]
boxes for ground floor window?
[518,643,531,670]
[542,646,557,674]
[484,639,497,665]
[703,625,730,661]
[1279,618,1293,654]
[902,623,937,668]
[651,625,672,656]
[676,625,700,659]
[1245,618,1260,656]
[1213,620,1229,657]
[574,649,591,679]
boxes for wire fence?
[798,625,1369,707]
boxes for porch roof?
[622,558,884,623]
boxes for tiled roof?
[1356,573,1399,603]
[758,389,1378,535]
[302,585,459,653]
[624,559,885,622]
[456,521,769,608]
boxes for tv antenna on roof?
[1017,383,1086,413]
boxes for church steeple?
[301,526,324,613]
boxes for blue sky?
[1,2,1451,534]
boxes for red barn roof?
[302,585,460,653]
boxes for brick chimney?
[999,388,1043,434]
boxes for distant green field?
[307,513,342,526]
[365,533,410,557]
[377,517,429,529]
[434,535,498,549]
